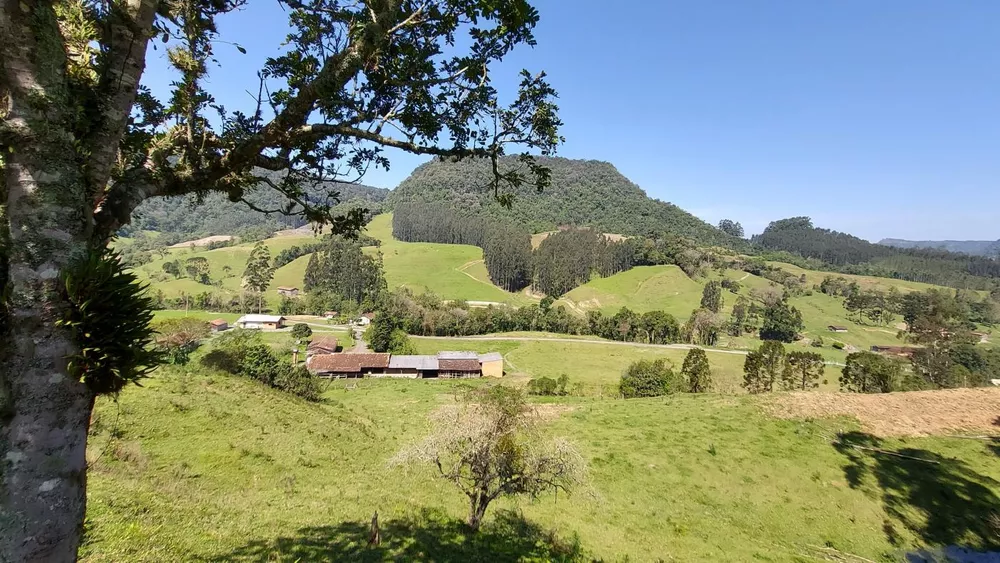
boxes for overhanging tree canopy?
[0,0,561,559]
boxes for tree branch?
[85,0,160,201]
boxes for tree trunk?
[1,164,95,560]
[1,3,96,554]
[466,492,490,532]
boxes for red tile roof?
[438,359,482,372]
[209,319,228,326]
[308,353,389,373]
[307,336,339,354]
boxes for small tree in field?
[681,348,712,392]
[700,281,724,313]
[392,386,585,531]
[840,352,900,393]
[290,323,313,340]
[782,351,824,390]
[743,341,786,394]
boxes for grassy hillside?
[81,361,1000,561]
[135,234,319,301]
[366,214,530,305]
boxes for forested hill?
[387,156,745,249]
[753,217,1000,289]
[879,238,1000,257]
[126,170,388,240]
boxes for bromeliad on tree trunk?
[0,0,562,559]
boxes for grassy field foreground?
[81,362,1000,561]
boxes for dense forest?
[388,156,747,250]
[125,169,388,240]
[753,218,1000,290]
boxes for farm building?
[307,336,339,356]
[478,352,504,378]
[828,326,848,333]
[384,355,440,378]
[276,286,300,298]
[235,314,286,330]
[437,351,482,378]
[209,319,229,332]
[323,311,338,319]
[307,353,390,377]
[870,345,919,357]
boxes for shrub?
[832,341,845,350]
[290,323,313,339]
[274,366,322,401]
[527,377,559,396]
[620,359,679,398]
[811,336,824,348]
[527,374,570,396]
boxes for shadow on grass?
[834,431,1000,553]
[205,508,587,562]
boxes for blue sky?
[141,0,1000,241]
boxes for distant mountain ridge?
[879,238,1000,257]
[387,156,745,249]
[128,169,389,239]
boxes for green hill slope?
[82,363,1000,561]
[388,156,745,249]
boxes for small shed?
[235,314,286,330]
[276,286,300,298]
[307,336,339,356]
[209,319,229,332]
[828,326,848,333]
[478,352,504,378]
[307,353,390,377]
[323,311,338,319]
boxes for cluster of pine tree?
[533,229,634,296]
[303,237,386,305]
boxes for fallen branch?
[944,435,999,441]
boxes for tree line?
[752,217,1000,291]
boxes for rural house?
[209,319,229,332]
[323,311,338,319]
[276,286,300,298]
[437,351,482,378]
[307,353,390,377]
[870,345,918,357]
[306,336,339,356]
[478,352,504,378]
[828,326,848,333]
[235,314,286,330]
